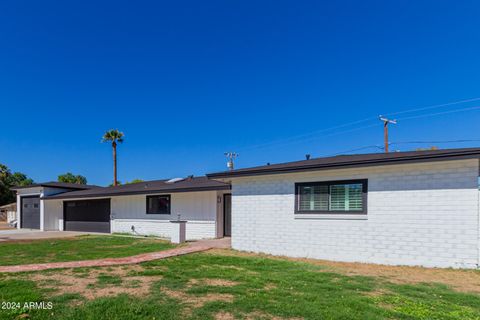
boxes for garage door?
[21,196,40,229]
[64,199,111,233]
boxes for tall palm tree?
[102,129,124,186]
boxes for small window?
[146,195,171,214]
[295,180,367,214]
[23,204,28,208]
[33,204,39,209]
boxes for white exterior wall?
[42,190,222,240]
[112,191,219,240]
[6,210,16,223]
[43,200,63,231]
[231,159,480,269]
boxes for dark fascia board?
[11,183,97,191]
[42,185,231,200]
[207,151,480,179]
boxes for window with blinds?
[295,180,367,214]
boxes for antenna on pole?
[224,152,239,170]
[379,116,397,153]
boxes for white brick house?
[208,148,480,269]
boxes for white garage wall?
[43,200,63,231]
[231,159,480,269]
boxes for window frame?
[294,179,368,215]
[146,194,171,215]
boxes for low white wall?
[230,159,480,269]
[112,219,216,240]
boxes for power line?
[329,139,480,157]
[390,139,480,145]
[383,97,480,117]
[236,116,377,152]
[396,105,480,121]
[233,97,480,152]
[329,145,384,156]
[243,122,382,152]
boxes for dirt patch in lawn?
[315,260,480,294]
[28,265,163,300]
[162,287,233,308]
[188,278,239,287]
[209,249,480,294]
[215,312,235,320]
[214,311,302,320]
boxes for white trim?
[39,192,45,231]
[16,194,21,230]
[113,218,214,224]
[294,214,368,220]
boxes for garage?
[64,199,111,233]
[21,196,40,229]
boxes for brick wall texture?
[230,159,480,268]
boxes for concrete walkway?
[0,237,231,273]
[0,229,103,242]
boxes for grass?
[0,235,175,266]
[0,250,479,319]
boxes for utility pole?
[379,116,397,153]
[224,152,239,170]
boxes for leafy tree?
[58,172,88,184]
[125,179,144,184]
[415,146,439,151]
[107,179,143,187]
[108,181,122,187]
[102,129,124,186]
[0,164,34,206]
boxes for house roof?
[42,176,231,200]
[0,202,16,210]
[11,182,98,191]
[207,147,480,178]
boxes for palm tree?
[102,129,124,186]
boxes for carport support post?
[16,194,21,229]
[39,193,45,231]
[169,220,187,244]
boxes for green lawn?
[0,235,175,266]
[0,250,479,319]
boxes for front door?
[223,194,232,236]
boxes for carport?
[63,198,111,233]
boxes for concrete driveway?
[0,229,98,242]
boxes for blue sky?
[1,1,480,186]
